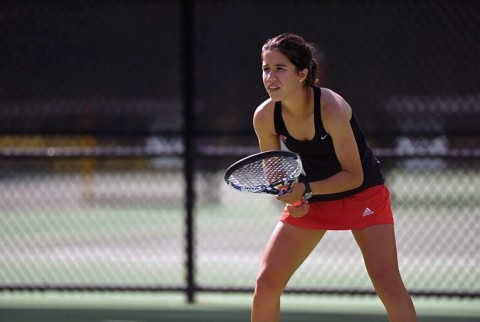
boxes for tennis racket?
[224,150,303,195]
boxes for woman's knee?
[369,268,409,299]
[254,269,287,297]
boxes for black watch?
[302,181,313,200]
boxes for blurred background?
[0,0,479,318]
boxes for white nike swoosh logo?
[320,134,329,140]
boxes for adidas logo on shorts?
[362,207,375,217]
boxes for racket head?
[224,150,303,195]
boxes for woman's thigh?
[257,222,326,288]
[351,224,403,283]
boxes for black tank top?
[274,87,384,201]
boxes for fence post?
[181,0,196,304]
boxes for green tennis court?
[1,292,480,322]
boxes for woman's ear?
[298,68,309,82]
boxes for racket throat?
[271,178,294,194]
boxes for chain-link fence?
[1,0,479,301]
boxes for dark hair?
[262,33,321,87]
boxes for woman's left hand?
[276,181,305,204]
[286,199,310,218]
[276,181,310,217]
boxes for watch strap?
[302,181,312,199]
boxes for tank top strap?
[274,100,287,136]
[312,86,329,140]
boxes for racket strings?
[228,156,299,187]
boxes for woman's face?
[262,49,304,102]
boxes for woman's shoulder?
[253,98,277,137]
[254,98,275,119]
[319,87,349,110]
[319,87,344,105]
[319,87,352,125]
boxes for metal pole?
[181,0,196,304]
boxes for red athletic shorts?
[280,185,394,230]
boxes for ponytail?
[306,58,320,87]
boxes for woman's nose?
[266,71,276,80]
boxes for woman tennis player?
[251,33,417,322]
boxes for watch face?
[303,192,313,200]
